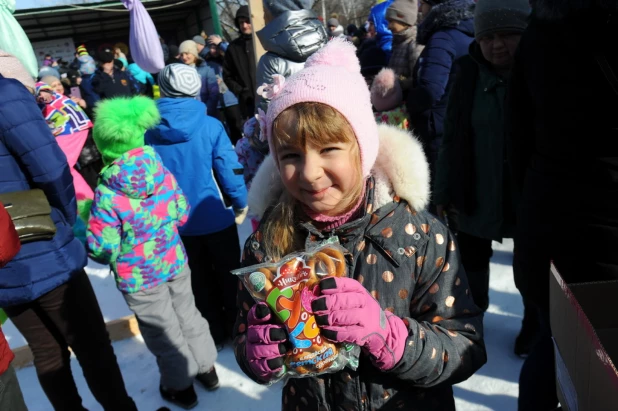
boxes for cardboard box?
[550,264,618,411]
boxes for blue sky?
[16,0,105,10]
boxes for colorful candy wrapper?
[232,243,360,380]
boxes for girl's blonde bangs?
[272,103,357,151]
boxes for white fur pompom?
[304,38,361,74]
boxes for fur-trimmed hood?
[534,0,618,20]
[417,0,475,45]
[248,124,430,220]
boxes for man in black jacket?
[91,49,136,101]
[223,5,256,119]
[507,2,618,410]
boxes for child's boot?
[159,384,198,410]
[196,366,220,391]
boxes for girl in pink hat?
[232,38,486,411]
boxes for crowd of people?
[0,0,616,410]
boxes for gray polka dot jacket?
[233,125,487,410]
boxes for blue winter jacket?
[407,0,475,163]
[195,61,220,118]
[145,97,247,236]
[206,58,239,109]
[0,76,87,307]
[80,73,100,112]
[369,0,394,61]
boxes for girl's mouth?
[305,187,330,197]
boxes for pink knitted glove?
[246,302,288,382]
[312,277,409,371]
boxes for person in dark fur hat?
[507,1,618,409]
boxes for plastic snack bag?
[233,243,360,379]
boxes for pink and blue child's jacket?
[86,146,190,293]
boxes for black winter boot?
[514,303,540,358]
[197,366,220,391]
[159,385,198,410]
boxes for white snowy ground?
[11,222,525,411]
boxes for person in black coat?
[223,6,257,119]
[91,49,137,100]
[506,1,618,410]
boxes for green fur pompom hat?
[93,96,161,166]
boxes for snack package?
[233,243,360,379]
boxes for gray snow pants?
[123,264,217,390]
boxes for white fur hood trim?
[248,124,431,219]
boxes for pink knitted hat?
[258,38,379,177]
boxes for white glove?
[234,206,249,225]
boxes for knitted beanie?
[98,49,114,64]
[327,18,340,27]
[93,97,161,166]
[0,50,35,90]
[371,68,403,112]
[41,75,60,87]
[261,38,379,177]
[235,5,250,28]
[76,44,88,57]
[178,40,199,58]
[386,0,419,26]
[158,63,201,98]
[38,66,60,81]
[474,0,531,40]
[263,0,314,18]
[192,35,206,46]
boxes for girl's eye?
[280,153,299,161]
[321,147,340,154]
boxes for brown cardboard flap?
[550,264,618,411]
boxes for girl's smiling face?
[273,104,363,217]
[278,140,359,217]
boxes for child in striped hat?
[146,63,248,354]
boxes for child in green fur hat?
[86,96,220,409]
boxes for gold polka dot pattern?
[381,227,393,238]
[357,240,366,251]
[382,271,394,282]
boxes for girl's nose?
[299,153,323,183]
